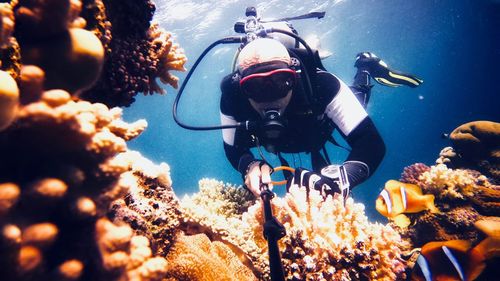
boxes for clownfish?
[411,240,486,281]
[375,180,439,228]
[411,218,500,281]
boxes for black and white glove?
[290,165,350,201]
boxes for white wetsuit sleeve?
[220,112,237,146]
[323,73,368,136]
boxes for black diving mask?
[240,68,296,103]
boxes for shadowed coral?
[0,183,20,215]
[0,80,172,280]
[20,28,104,94]
[13,0,104,95]
[164,232,258,281]
[14,0,84,41]
[80,0,111,52]
[0,70,19,131]
[108,151,182,257]
[96,218,169,280]
[0,2,15,47]
[18,65,44,104]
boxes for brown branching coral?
[79,0,187,107]
[1,0,186,107]
[400,163,430,185]
[80,0,111,52]
[164,232,258,281]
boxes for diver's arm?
[220,73,258,175]
[323,76,386,188]
[220,113,256,174]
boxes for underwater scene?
[0,0,498,280]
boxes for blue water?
[123,0,499,220]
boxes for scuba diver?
[172,8,423,280]
[219,37,423,199]
[173,6,423,201]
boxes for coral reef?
[388,129,500,280]
[79,0,187,107]
[164,232,258,281]
[182,182,410,280]
[395,163,499,246]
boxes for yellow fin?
[393,214,411,228]
[424,194,440,214]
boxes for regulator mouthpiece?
[261,110,287,140]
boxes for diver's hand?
[244,161,273,198]
[291,167,344,199]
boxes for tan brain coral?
[164,232,257,281]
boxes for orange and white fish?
[411,219,500,281]
[411,239,488,281]
[376,180,439,228]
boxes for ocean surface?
[123,0,500,220]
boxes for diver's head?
[237,38,296,117]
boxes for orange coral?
[148,23,187,93]
[164,232,257,281]
[96,218,169,280]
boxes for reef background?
[123,0,500,220]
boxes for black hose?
[172,36,245,130]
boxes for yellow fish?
[376,180,439,228]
